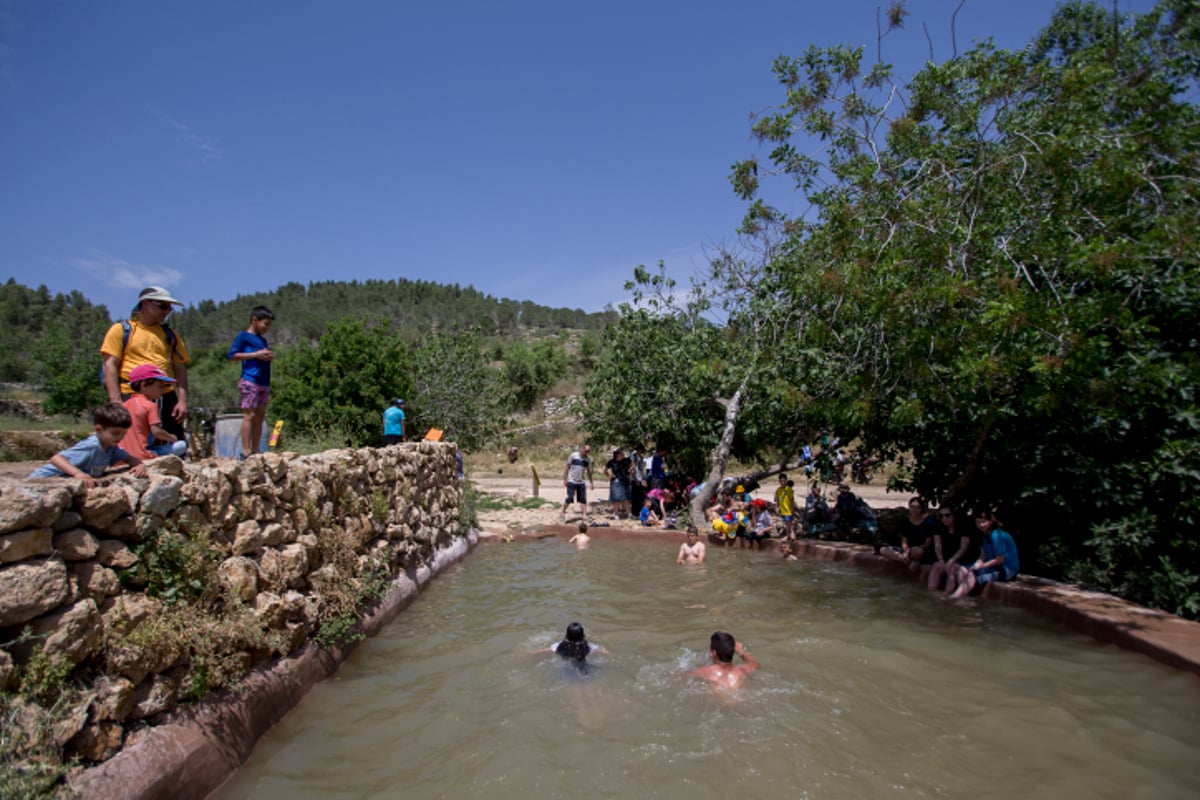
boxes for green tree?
[30,320,108,415]
[728,0,1200,614]
[410,332,503,450]
[271,319,413,446]
[501,339,568,412]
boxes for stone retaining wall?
[0,442,467,788]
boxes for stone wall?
[0,442,466,773]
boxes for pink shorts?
[238,379,270,410]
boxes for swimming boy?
[676,527,706,564]
[121,364,187,459]
[569,522,591,549]
[29,402,149,487]
[227,305,275,458]
[690,631,759,690]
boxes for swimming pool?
[211,538,1200,799]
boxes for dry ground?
[469,468,904,535]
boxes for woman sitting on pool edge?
[539,622,602,674]
[948,509,1020,598]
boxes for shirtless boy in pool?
[676,528,706,564]
[690,631,759,690]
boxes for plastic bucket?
[214,414,270,458]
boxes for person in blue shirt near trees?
[226,306,275,459]
[948,509,1020,598]
[383,398,406,445]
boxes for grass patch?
[473,494,558,511]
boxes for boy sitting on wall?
[29,402,149,487]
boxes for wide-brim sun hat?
[137,286,183,306]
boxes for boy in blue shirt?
[383,398,405,445]
[226,306,275,459]
[29,402,148,487]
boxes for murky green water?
[212,538,1200,799]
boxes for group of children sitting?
[701,473,876,550]
[29,365,187,486]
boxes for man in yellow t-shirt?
[101,286,191,440]
[775,472,796,540]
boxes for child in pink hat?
[121,364,188,459]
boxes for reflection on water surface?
[213,538,1200,799]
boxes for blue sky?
[0,0,1154,318]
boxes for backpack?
[100,320,178,388]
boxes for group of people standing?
[31,286,277,482]
[561,444,671,526]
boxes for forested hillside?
[0,277,611,439]
[173,278,617,350]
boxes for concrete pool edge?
[782,537,1200,676]
[73,532,478,800]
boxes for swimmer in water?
[569,522,591,549]
[676,527,706,564]
[540,622,598,674]
[690,631,759,691]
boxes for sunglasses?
[153,301,174,311]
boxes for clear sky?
[0,0,1154,318]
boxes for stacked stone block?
[0,441,463,764]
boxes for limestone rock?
[106,514,140,543]
[297,533,320,567]
[147,454,185,478]
[128,673,178,720]
[102,593,162,634]
[52,509,82,532]
[278,543,309,589]
[53,695,92,749]
[67,720,124,763]
[23,598,103,665]
[217,555,259,602]
[0,483,71,534]
[92,675,136,722]
[0,557,70,627]
[54,528,100,561]
[96,539,138,570]
[79,485,135,530]
[70,561,120,603]
[253,591,285,628]
[261,522,285,547]
[232,520,263,555]
[0,527,53,563]
[140,475,183,516]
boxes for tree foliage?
[0,280,112,406]
[722,0,1200,614]
[501,339,569,412]
[270,319,414,446]
[411,332,503,450]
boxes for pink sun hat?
[128,364,176,384]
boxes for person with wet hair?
[677,527,706,564]
[540,622,599,674]
[569,522,591,549]
[691,631,759,690]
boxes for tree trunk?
[688,376,750,529]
